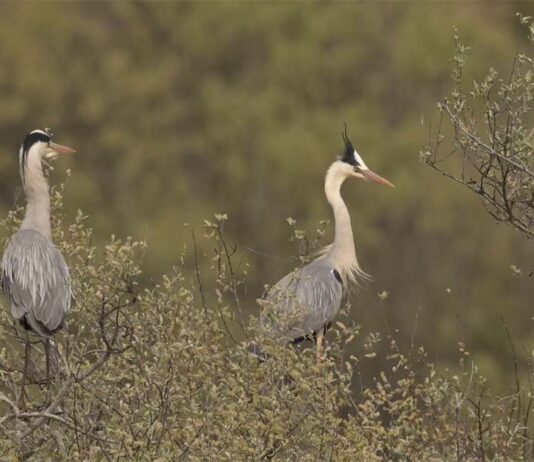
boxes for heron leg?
[44,339,50,382]
[20,331,30,408]
[316,328,325,365]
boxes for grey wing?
[1,230,71,337]
[261,262,343,341]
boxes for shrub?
[0,182,533,460]
[423,15,534,238]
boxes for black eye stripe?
[22,131,51,153]
[341,152,358,166]
[19,130,51,182]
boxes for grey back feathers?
[261,259,343,341]
[2,223,71,337]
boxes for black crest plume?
[340,123,357,166]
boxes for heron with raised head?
[261,127,394,361]
[1,129,75,395]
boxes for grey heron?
[261,127,394,361]
[1,129,75,396]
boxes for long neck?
[322,163,364,284]
[20,152,52,240]
[324,165,355,262]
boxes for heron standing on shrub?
[1,129,75,396]
[261,126,394,361]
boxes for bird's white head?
[19,128,76,181]
[333,125,394,188]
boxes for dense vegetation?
[0,186,533,459]
[1,2,534,459]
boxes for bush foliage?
[424,15,534,239]
[0,184,533,460]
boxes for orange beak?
[45,142,77,159]
[361,169,395,188]
[49,142,76,155]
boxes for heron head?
[339,125,394,187]
[21,128,76,162]
[19,129,76,181]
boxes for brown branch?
[442,103,534,178]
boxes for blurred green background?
[0,1,533,388]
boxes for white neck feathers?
[318,162,368,285]
[20,147,52,240]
